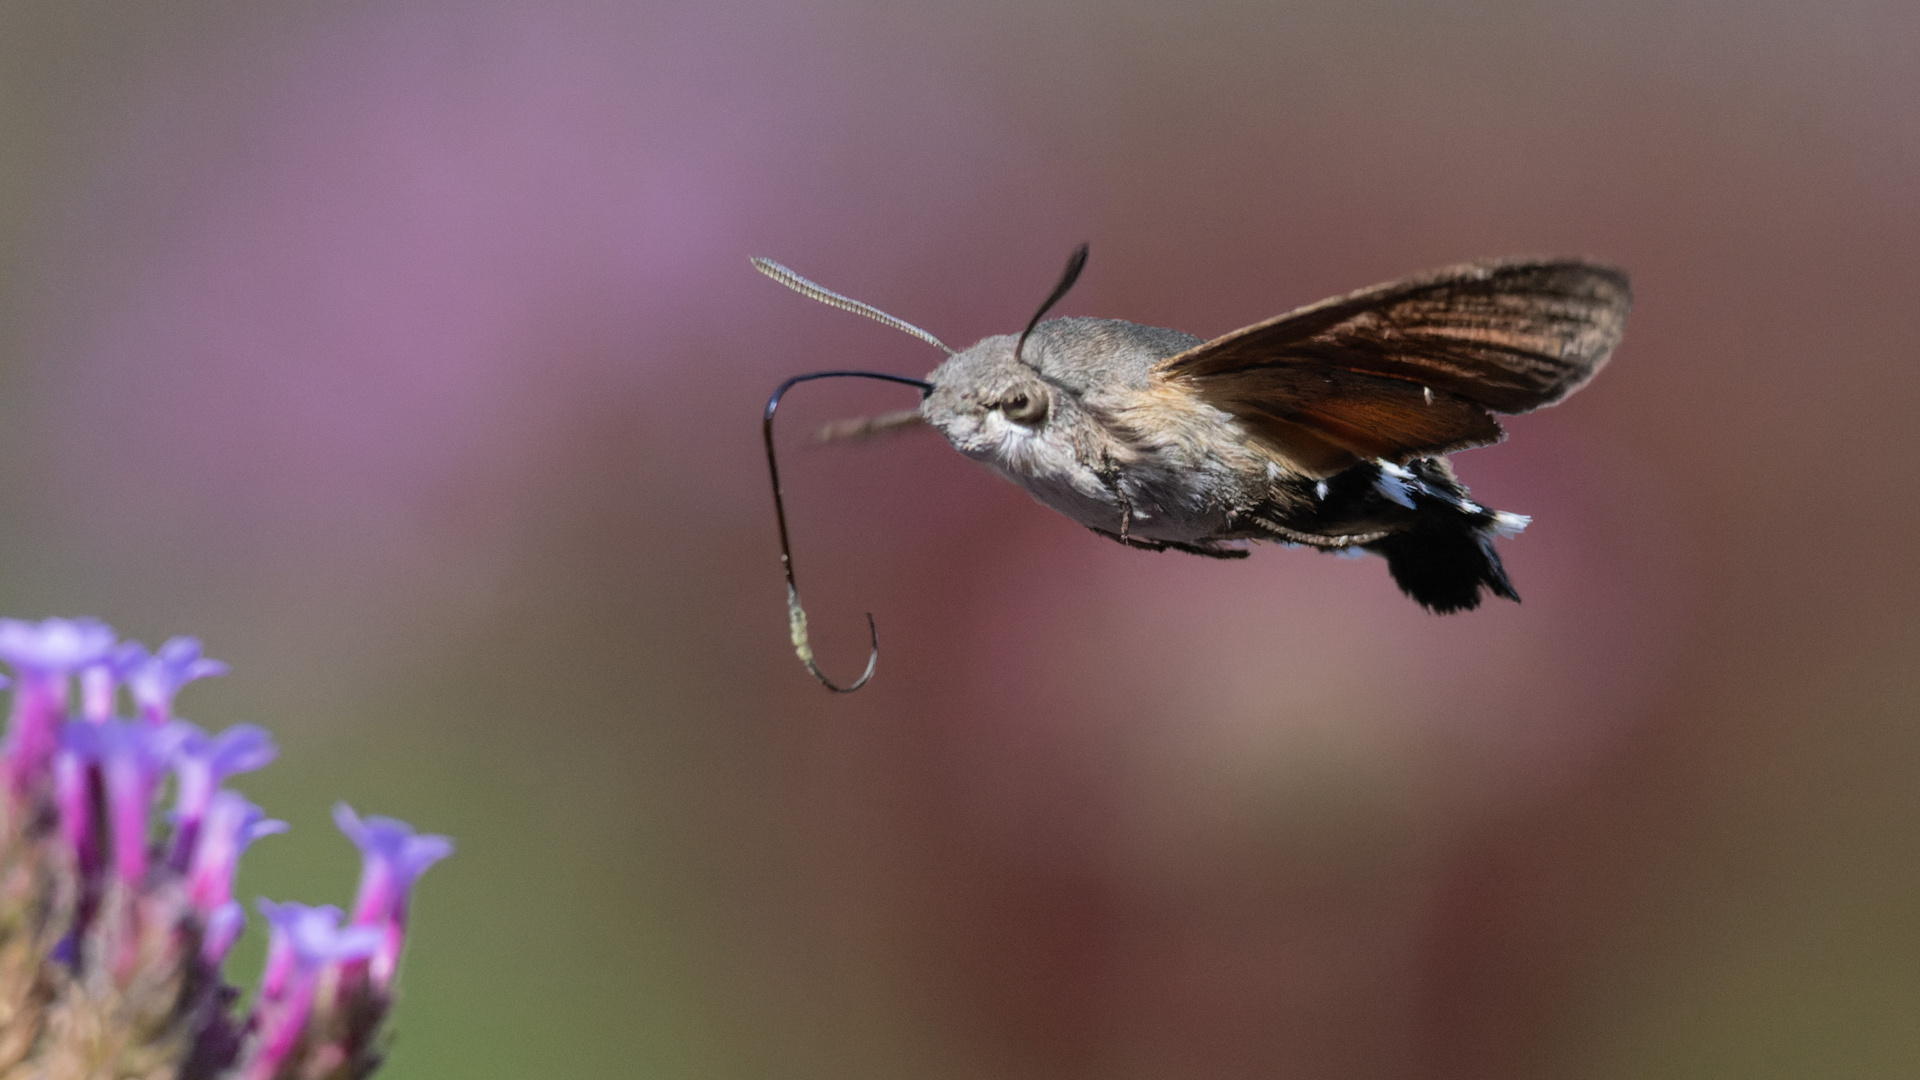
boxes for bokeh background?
[1,1,1917,1076]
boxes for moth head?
[919,335,1065,458]
[920,244,1096,464]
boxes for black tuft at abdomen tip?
[1365,518,1520,614]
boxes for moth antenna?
[752,257,954,356]
[1015,243,1090,367]
[764,369,934,692]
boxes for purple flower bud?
[186,791,286,916]
[169,723,277,869]
[246,900,381,1080]
[334,804,453,988]
[0,618,115,792]
[53,725,103,874]
[202,899,247,965]
[91,720,177,886]
[125,637,228,725]
[78,642,147,723]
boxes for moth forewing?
[1149,258,1629,473]
[1154,258,1630,409]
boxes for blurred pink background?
[2,1,1917,1076]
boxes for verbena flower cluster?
[0,617,452,1080]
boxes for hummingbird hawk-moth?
[757,246,1630,690]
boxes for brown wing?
[1154,258,1630,476]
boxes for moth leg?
[1087,526,1171,552]
[1164,540,1250,560]
[813,408,927,444]
[1252,516,1393,548]
[1086,528,1250,560]
[1095,451,1136,543]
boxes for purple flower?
[168,723,277,869]
[78,642,148,723]
[0,617,118,673]
[334,804,453,988]
[56,719,197,887]
[245,901,382,1080]
[90,720,180,886]
[0,611,459,1079]
[125,637,228,725]
[0,618,116,792]
[53,725,103,875]
[202,899,247,965]
[256,900,379,998]
[186,791,286,916]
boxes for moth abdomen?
[1354,459,1525,613]
[1366,515,1519,614]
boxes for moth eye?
[999,389,1050,426]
